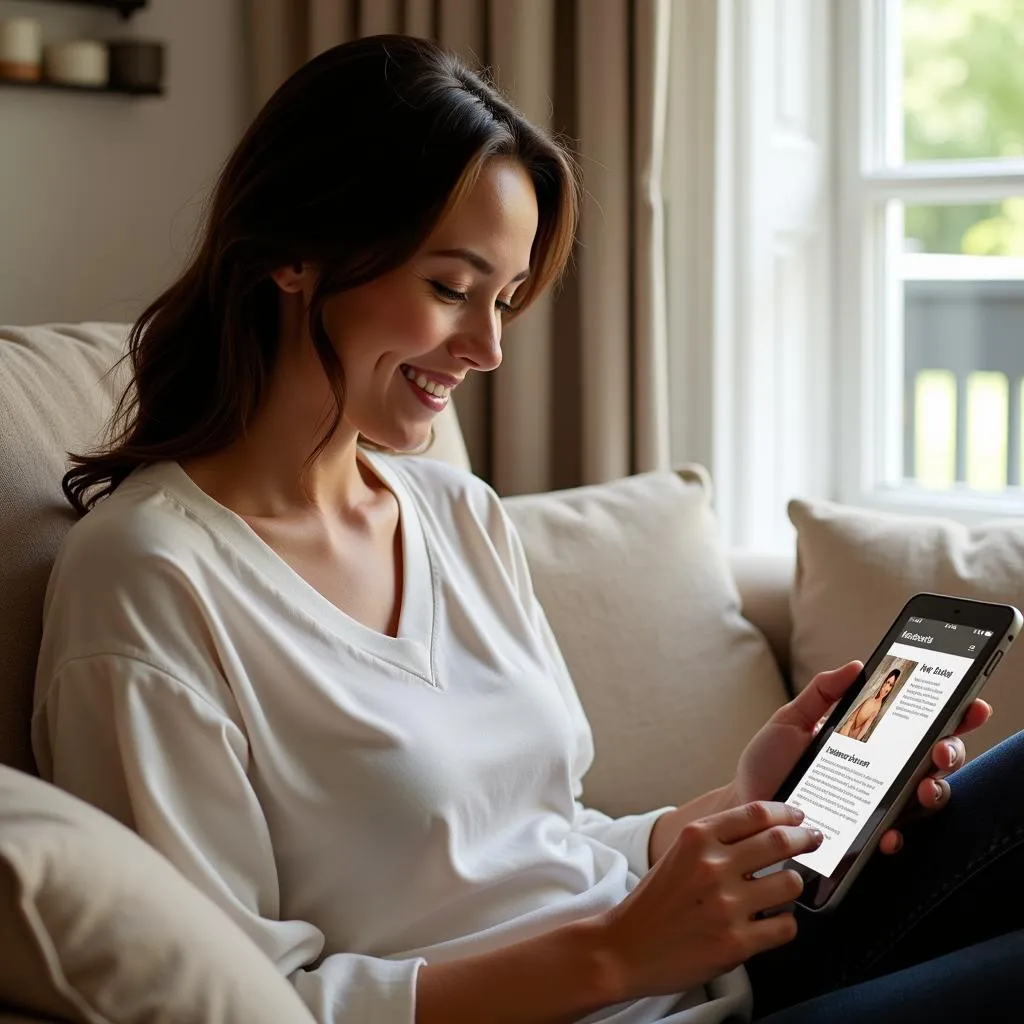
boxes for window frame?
[835,0,1024,520]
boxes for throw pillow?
[0,766,317,1024]
[504,466,791,817]
[789,498,1024,756]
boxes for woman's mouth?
[401,365,453,409]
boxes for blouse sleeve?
[490,500,675,878]
[33,655,424,1024]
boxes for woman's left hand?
[728,661,993,855]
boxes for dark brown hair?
[63,34,579,515]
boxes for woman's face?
[880,675,897,699]
[321,157,539,452]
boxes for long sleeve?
[491,501,675,878]
[33,655,424,1024]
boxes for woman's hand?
[729,662,864,808]
[725,660,993,855]
[598,802,822,1002]
[876,697,990,853]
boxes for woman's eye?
[430,280,517,316]
[430,281,468,303]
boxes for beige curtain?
[246,0,672,494]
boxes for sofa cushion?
[504,466,791,816]
[0,324,130,773]
[0,766,317,1024]
[789,498,1024,756]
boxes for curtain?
[246,0,672,494]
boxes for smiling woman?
[60,34,577,516]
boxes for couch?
[2,323,1023,1024]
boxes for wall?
[0,0,247,325]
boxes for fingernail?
[788,805,805,822]
[809,828,824,846]
[893,833,904,853]
[947,744,958,768]
[932,779,944,803]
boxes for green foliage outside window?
[903,0,1024,256]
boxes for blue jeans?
[746,731,1024,1022]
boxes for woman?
[836,669,901,742]
[32,36,1024,1024]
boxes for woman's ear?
[270,263,312,294]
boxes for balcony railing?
[903,254,1024,491]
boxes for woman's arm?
[417,918,617,1024]
[34,654,630,1024]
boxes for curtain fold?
[245,0,673,494]
[488,0,556,495]
[633,0,673,474]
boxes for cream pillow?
[0,766,317,1024]
[789,498,1024,756]
[504,467,791,816]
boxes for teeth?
[402,365,451,400]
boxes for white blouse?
[33,451,751,1023]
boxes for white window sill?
[846,485,1024,525]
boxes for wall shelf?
[1,1,162,96]
[0,76,161,96]
[16,0,149,16]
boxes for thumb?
[777,661,863,731]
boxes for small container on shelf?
[44,39,110,88]
[107,39,164,93]
[0,18,43,83]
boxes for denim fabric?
[746,731,1024,1021]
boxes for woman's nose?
[450,314,502,372]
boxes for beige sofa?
[2,322,1022,1023]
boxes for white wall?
[0,0,247,325]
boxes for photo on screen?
[834,655,918,744]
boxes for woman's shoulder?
[39,464,231,683]
[58,462,216,571]
[50,463,227,625]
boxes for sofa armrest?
[730,552,794,686]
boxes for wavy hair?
[63,35,579,515]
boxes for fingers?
[879,829,904,855]
[931,736,966,777]
[745,868,805,914]
[917,775,952,813]
[710,801,807,845]
[745,911,800,956]
[952,699,992,737]
[776,661,863,731]
[917,731,961,815]
[733,824,824,876]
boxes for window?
[837,0,1024,515]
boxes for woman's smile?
[400,363,456,410]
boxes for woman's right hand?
[593,801,821,1002]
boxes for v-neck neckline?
[149,451,438,686]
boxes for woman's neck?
[182,342,375,518]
